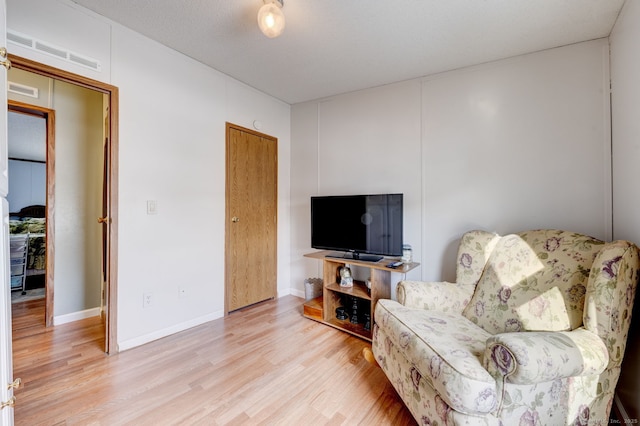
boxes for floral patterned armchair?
[372,229,640,425]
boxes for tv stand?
[326,252,383,262]
[303,250,420,341]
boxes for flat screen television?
[311,193,403,262]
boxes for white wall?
[111,25,291,349]
[7,0,291,350]
[52,80,104,317]
[291,81,423,289]
[111,24,228,345]
[7,106,47,214]
[7,160,45,212]
[609,1,640,421]
[8,111,46,161]
[291,39,612,292]
[611,0,640,244]
[422,40,611,281]
[7,0,110,81]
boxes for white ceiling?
[69,0,625,105]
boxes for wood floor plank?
[11,295,415,425]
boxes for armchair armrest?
[396,280,475,313]
[484,328,609,385]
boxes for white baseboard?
[118,310,224,352]
[289,288,304,299]
[53,307,101,326]
[118,292,303,352]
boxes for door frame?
[7,101,55,327]
[9,54,119,354]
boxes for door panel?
[226,124,277,312]
[0,2,6,199]
[101,119,109,347]
[0,0,15,422]
[0,199,13,425]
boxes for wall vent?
[7,29,102,72]
[69,53,101,70]
[7,31,33,48]
[8,81,39,98]
[34,40,67,60]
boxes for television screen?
[311,193,403,261]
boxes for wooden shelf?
[303,296,323,321]
[303,250,420,341]
[325,317,371,340]
[325,281,370,300]
[304,250,420,274]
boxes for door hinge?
[0,396,16,410]
[0,47,11,70]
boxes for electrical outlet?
[143,292,153,308]
[178,287,187,298]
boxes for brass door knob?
[231,217,240,223]
[97,217,109,224]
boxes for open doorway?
[7,105,51,326]
[8,55,119,354]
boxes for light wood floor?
[11,295,415,425]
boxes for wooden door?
[100,115,110,349]
[225,123,277,313]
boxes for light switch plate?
[147,200,157,215]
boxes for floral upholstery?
[462,230,603,334]
[375,300,496,415]
[372,229,640,425]
[456,230,501,287]
[396,280,472,314]
[583,240,639,369]
[396,231,502,314]
[484,328,608,385]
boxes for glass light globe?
[257,2,285,38]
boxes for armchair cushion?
[376,299,497,415]
[462,230,603,334]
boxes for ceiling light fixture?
[257,0,285,39]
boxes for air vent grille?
[7,31,33,48]
[8,82,39,98]
[35,41,67,59]
[7,29,102,72]
[69,53,100,70]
